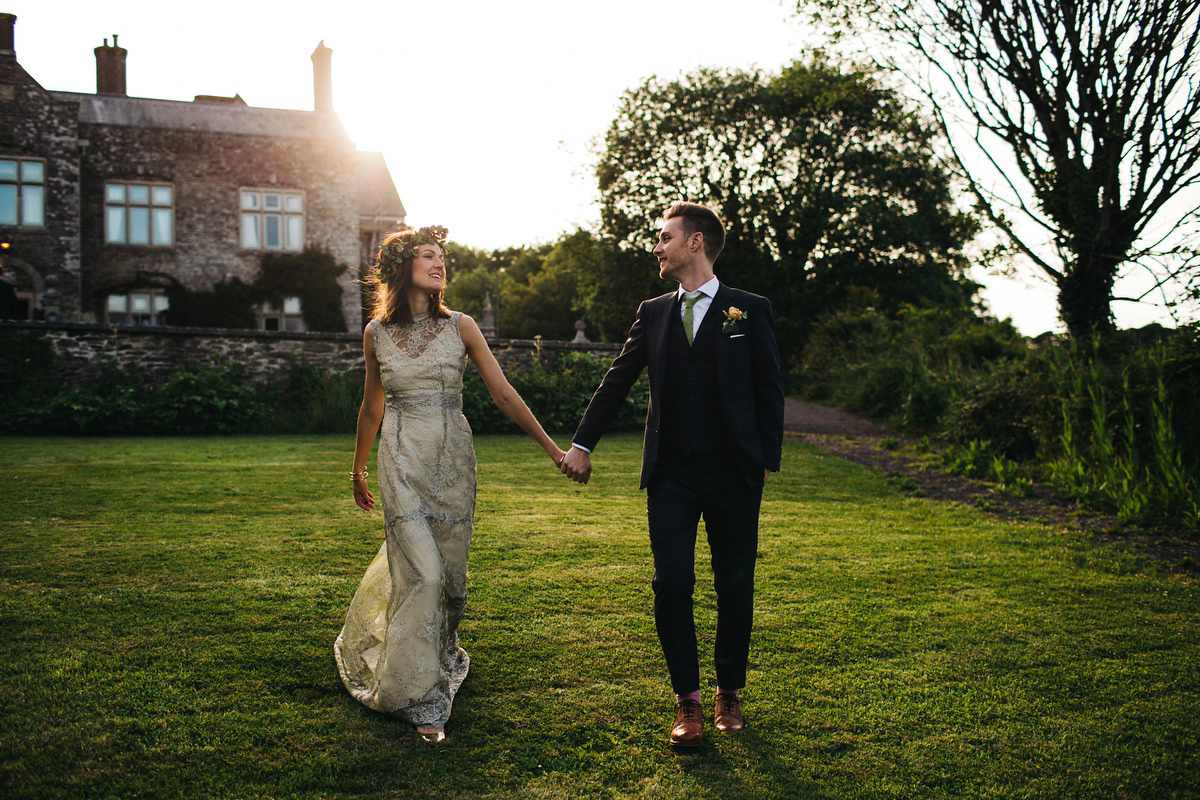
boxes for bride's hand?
[353,479,374,511]
[550,446,567,470]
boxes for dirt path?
[783,399,1198,569]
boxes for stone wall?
[0,42,83,318]
[2,321,622,390]
[76,117,362,328]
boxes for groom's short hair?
[664,202,725,263]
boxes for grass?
[1,433,1197,799]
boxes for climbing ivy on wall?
[163,249,349,331]
[256,249,349,332]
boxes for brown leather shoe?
[670,699,704,748]
[714,693,745,732]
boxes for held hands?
[560,446,593,485]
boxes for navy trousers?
[646,447,762,695]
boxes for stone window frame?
[106,288,170,326]
[259,296,305,332]
[240,189,305,252]
[0,156,46,228]
[104,181,174,246]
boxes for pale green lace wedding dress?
[334,312,476,728]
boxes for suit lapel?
[712,284,732,357]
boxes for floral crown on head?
[375,225,449,284]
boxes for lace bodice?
[372,313,468,412]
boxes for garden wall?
[1,320,622,389]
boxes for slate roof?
[356,151,406,220]
[49,91,351,142]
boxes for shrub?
[463,349,648,435]
[147,367,265,435]
[266,360,361,434]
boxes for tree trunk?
[1057,257,1118,339]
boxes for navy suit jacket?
[572,283,785,489]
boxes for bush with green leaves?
[801,306,1199,532]
[463,349,648,435]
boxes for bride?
[335,226,564,741]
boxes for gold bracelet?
[350,468,369,481]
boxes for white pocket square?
[729,334,746,339]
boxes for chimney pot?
[95,34,128,96]
[311,40,333,114]
[0,13,16,56]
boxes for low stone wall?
[0,320,622,389]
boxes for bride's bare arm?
[459,314,565,467]
[352,326,385,511]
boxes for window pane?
[154,295,170,312]
[0,185,16,225]
[152,208,172,245]
[106,206,126,243]
[20,161,43,182]
[283,296,302,314]
[264,193,281,210]
[285,194,302,212]
[129,185,150,204]
[21,186,44,226]
[264,317,280,332]
[264,214,281,248]
[0,160,16,181]
[285,215,303,250]
[129,207,150,244]
[241,213,260,248]
[108,294,128,313]
[152,186,172,205]
[242,191,259,210]
[284,317,304,332]
[131,294,152,313]
[107,184,126,203]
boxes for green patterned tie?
[682,292,701,346]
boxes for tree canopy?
[804,0,1200,337]
[596,57,982,378]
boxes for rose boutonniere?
[722,306,747,335]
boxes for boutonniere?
[722,306,747,335]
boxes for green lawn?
[1,434,1197,799]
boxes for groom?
[561,202,784,748]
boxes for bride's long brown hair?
[368,227,451,325]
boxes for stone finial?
[572,319,590,343]
[481,292,497,340]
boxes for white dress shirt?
[677,276,721,343]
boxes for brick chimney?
[0,13,16,57]
[311,40,333,113]
[95,34,127,96]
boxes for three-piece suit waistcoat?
[660,299,725,456]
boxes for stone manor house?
[0,12,405,331]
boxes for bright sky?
[7,0,1188,334]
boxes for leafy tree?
[803,0,1200,338]
[536,229,665,343]
[596,57,982,379]
[444,264,499,321]
[500,258,582,340]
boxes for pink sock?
[676,690,701,704]
[717,687,738,698]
